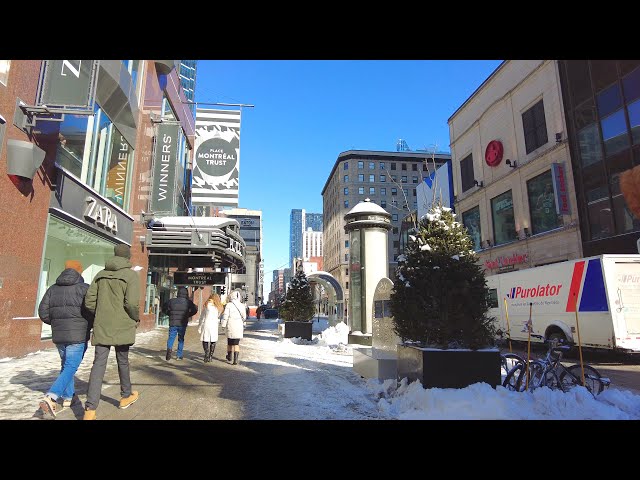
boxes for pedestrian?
[197,293,224,363]
[36,260,93,419]
[163,286,198,361]
[82,244,140,421]
[221,290,247,365]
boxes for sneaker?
[176,356,183,360]
[165,349,172,361]
[39,395,59,418]
[119,391,139,409]
[83,408,96,420]
[62,394,81,408]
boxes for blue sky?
[194,60,503,297]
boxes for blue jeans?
[47,342,88,401]
[167,325,187,358]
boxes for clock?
[485,140,504,167]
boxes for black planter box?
[284,321,313,341]
[397,344,501,389]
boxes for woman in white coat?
[220,290,247,365]
[198,293,223,363]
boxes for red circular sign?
[485,140,504,167]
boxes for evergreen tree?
[279,268,316,322]
[390,203,496,349]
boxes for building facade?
[179,60,197,116]
[557,60,640,257]
[0,60,195,357]
[289,209,322,268]
[449,60,583,278]
[223,207,263,305]
[302,227,323,261]
[321,150,450,311]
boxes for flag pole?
[573,292,586,386]
[525,302,533,391]
[504,297,512,353]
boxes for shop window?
[522,99,548,154]
[491,190,517,245]
[527,170,562,235]
[460,153,475,192]
[462,206,482,251]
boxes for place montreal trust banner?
[192,108,241,208]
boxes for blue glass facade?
[179,60,197,116]
[289,209,323,267]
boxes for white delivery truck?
[486,254,640,354]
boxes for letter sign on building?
[38,60,98,109]
[551,162,571,215]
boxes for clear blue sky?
[194,60,503,297]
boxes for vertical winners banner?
[192,108,241,207]
[151,123,180,214]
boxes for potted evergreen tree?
[279,268,316,341]
[390,203,500,389]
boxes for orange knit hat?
[64,260,83,274]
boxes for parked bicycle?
[503,334,610,396]
[500,352,526,382]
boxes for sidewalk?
[1,321,254,421]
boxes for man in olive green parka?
[82,244,140,420]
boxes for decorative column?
[343,198,392,342]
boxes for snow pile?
[317,322,351,354]
[368,377,640,420]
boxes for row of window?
[344,161,423,171]
[343,199,418,212]
[344,174,421,184]
[344,187,416,196]
[460,99,548,193]
[461,169,562,250]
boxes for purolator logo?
[507,283,562,299]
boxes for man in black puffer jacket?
[163,286,198,361]
[36,260,93,419]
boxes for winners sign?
[192,108,241,207]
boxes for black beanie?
[114,244,131,259]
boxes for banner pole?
[573,292,586,387]
[504,297,512,353]
[525,302,533,391]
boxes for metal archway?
[307,271,344,326]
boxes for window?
[401,164,407,170]
[0,60,10,86]
[597,83,623,118]
[403,188,409,197]
[412,164,417,171]
[369,174,375,182]
[491,190,517,245]
[628,99,640,145]
[358,161,364,169]
[345,240,349,248]
[380,174,386,183]
[344,161,349,170]
[358,187,365,194]
[358,174,364,182]
[392,214,398,221]
[344,200,349,208]
[345,254,349,262]
[522,99,548,154]
[369,162,375,169]
[488,289,499,309]
[578,123,604,167]
[413,188,416,197]
[344,175,348,182]
[413,176,418,183]
[391,163,396,170]
[346,281,349,289]
[380,162,385,169]
[381,187,386,195]
[381,200,387,208]
[601,109,629,156]
[391,188,397,196]
[369,187,375,195]
[460,153,475,192]
[346,268,349,277]
[462,206,482,251]
[391,175,397,182]
[344,188,349,195]
[392,227,398,234]
[401,176,407,183]
[528,170,562,235]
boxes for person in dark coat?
[82,244,140,420]
[163,286,198,361]
[36,260,93,419]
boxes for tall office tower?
[289,209,323,268]
[179,60,197,116]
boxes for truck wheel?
[548,331,568,347]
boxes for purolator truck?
[486,254,640,354]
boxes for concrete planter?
[284,321,313,341]
[397,344,501,389]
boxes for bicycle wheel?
[501,353,526,378]
[503,363,526,391]
[558,364,605,396]
[527,361,549,391]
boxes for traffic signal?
[221,286,226,294]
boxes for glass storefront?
[527,170,562,235]
[491,190,516,246]
[462,206,482,251]
[37,216,117,339]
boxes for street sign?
[173,271,226,286]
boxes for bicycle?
[500,352,526,384]
[503,334,610,396]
